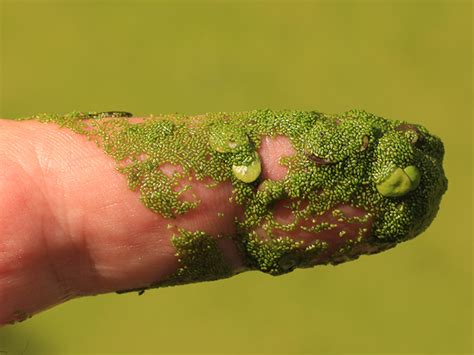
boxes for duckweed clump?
[22,109,448,286]
[243,232,328,275]
[158,230,234,287]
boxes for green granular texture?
[158,230,234,287]
[22,109,448,282]
[300,222,338,233]
[243,232,328,275]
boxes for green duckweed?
[232,152,261,183]
[22,109,448,286]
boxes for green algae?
[158,230,234,287]
[209,120,249,153]
[376,165,421,197]
[404,165,421,190]
[232,152,261,183]
[22,109,448,286]
[243,232,328,275]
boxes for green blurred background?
[0,0,472,354]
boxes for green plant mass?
[22,109,448,286]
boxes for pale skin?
[0,117,371,325]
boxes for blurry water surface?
[0,1,472,354]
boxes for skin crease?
[0,118,371,325]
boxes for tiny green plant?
[22,109,448,291]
